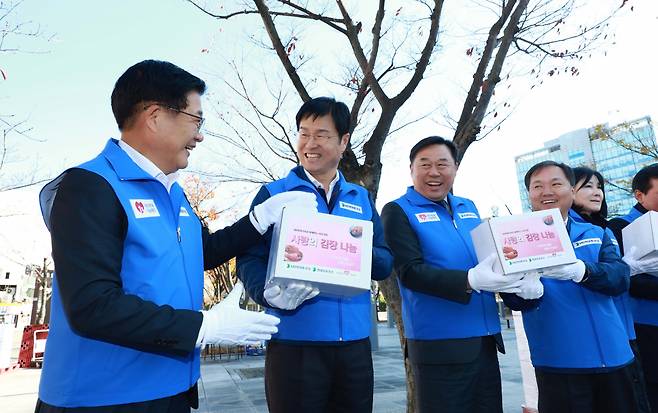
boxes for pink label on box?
[498,214,564,261]
[283,215,363,272]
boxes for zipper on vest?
[177,227,181,243]
[338,297,344,341]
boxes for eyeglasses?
[165,106,205,132]
[145,104,205,132]
[298,132,338,142]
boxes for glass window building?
[514,116,656,216]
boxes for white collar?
[118,140,179,192]
[303,168,340,201]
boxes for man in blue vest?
[503,160,637,413]
[609,163,658,412]
[237,97,393,412]
[380,136,533,413]
[35,60,316,413]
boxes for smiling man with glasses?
[237,96,393,413]
[35,60,316,413]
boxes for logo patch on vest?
[129,199,160,218]
[179,206,190,217]
[339,201,363,214]
[573,238,602,249]
[458,212,479,220]
[415,212,440,223]
[611,238,619,247]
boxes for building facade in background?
[515,116,656,216]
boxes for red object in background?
[18,324,48,368]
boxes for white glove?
[198,283,280,347]
[541,260,586,282]
[516,273,544,300]
[623,246,658,277]
[264,281,320,310]
[467,254,524,293]
[252,191,318,233]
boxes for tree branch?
[454,0,530,161]
[390,0,443,108]
[335,0,389,105]
[454,0,517,142]
[254,0,311,102]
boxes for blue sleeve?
[236,186,272,307]
[369,195,393,281]
[580,231,630,296]
[500,292,542,312]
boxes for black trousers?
[34,385,197,413]
[535,365,639,413]
[629,339,653,413]
[410,336,503,413]
[265,338,373,413]
[636,323,658,412]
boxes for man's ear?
[340,133,350,148]
[142,104,161,133]
[635,189,644,203]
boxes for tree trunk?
[377,273,415,411]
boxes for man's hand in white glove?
[516,273,544,300]
[264,281,320,310]
[252,192,318,233]
[541,260,587,282]
[198,283,280,347]
[467,254,524,293]
[623,246,658,277]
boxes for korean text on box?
[266,207,373,296]
[471,208,576,275]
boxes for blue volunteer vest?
[264,169,374,341]
[393,187,500,340]
[568,210,635,340]
[522,219,633,369]
[37,139,204,407]
[618,207,658,327]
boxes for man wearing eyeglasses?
[381,136,531,413]
[35,60,316,413]
[237,97,393,412]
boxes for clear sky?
[0,0,657,267]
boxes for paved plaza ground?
[1,322,525,413]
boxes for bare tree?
[0,0,52,191]
[28,257,53,325]
[188,1,629,410]
[182,175,243,307]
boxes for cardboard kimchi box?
[266,207,373,296]
[622,210,658,260]
[470,208,577,275]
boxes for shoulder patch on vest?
[415,212,440,223]
[457,212,478,220]
[179,206,190,217]
[339,201,363,214]
[573,238,602,249]
[129,199,160,218]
